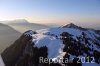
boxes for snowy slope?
[18,24,100,66]
[30,26,100,66]
[37,27,100,52]
[32,34,64,59]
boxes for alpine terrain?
[1,23,100,66]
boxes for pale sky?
[0,0,100,28]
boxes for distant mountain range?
[1,23,100,66]
[2,19,51,33]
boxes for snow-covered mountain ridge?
[1,23,100,66]
[22,23,100,66]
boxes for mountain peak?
[62,23,78,28]
[62,23,87,31]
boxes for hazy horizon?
[0,0,100,29]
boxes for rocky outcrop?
[1,30,33,66]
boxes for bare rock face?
[1,30,33,66]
